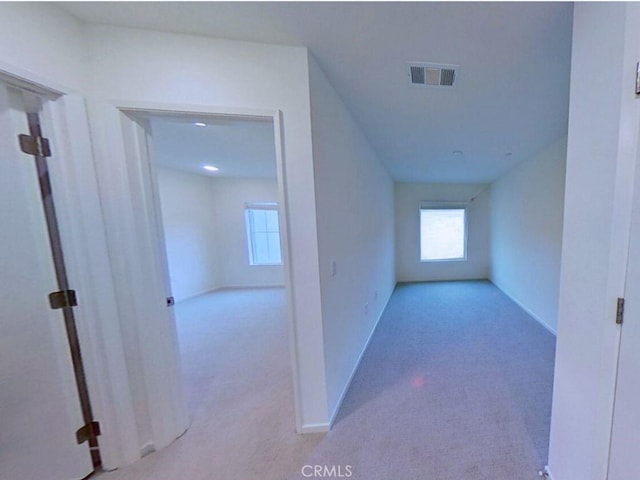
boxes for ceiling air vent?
[408,63,458,87]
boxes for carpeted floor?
[96,281,555,480]
[289,280,556,480]
[96,287,323,480]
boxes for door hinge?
[76,421,101,445]
[167,296,175,307]
[49,290,78,310]
[18,133,51,157]
[616,297,625,325]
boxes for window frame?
[418,203,469,263]
[244,202,283,266]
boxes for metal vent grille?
[408,63,458,87]
[410,65,425,85]
[440,68,456,86]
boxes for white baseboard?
[175,284,285,303]
[539,465,554,479]
[175,286,222,303]
[327,285,396,426]
[490,281,557,336]
[140,441,155,458]
[219,284,285,291]
[300,422,330,434]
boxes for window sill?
[420,258,467,263]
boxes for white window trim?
[419,202,469,263]
[245,202,283,266]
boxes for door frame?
[605,36,640,474]
[88,98,304,436]
[607,121,640,478]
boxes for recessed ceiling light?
[194,122,207,127]
[452,150,464,158]
[505,152,513,157]
[203,165,219,172]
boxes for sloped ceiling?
[59,2,573,183]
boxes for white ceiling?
[59,2,573,183]
[149,115,277,179]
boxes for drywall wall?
[211,177,284,289]
[156,168,221,301]
[0,3,86,92]
[395,183,491,282]
[156,169,284,298]
[308,54,396,420]
[548,4,640,480]
[490,137,567,334]
[83,25,328,435]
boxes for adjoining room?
[149,115,285,304]
[135,113,312,477]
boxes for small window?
[245,203,283,266]
[420,207,467,261]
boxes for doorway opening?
[115,107,302,474]
[150,112,292,408]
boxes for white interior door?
[0,82,94,479]
[608,125,640,479]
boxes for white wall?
[549,4,640,480]
[490,138,567,334]
[156,170,283,300]
[0,3,86,92]
[395,183,491,282]
[83,25,329,434]
[308,54,396,421]
[156,168,221,301]
[211,177,284,289]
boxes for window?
[420,207,467,261]
[245,203,283,265]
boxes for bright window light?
[245,204,282,266]
[420,208,466,261]
[194,122,207,127]
[203,165,219,172]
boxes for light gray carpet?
[96,287,323,480]
[289,280,556,480]
[96,281,555,480]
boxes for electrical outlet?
[374,290,378,301]
[330,259,337,277]
[364,302,369,315]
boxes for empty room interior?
[2,2,640,480]
[148,112,303,471]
